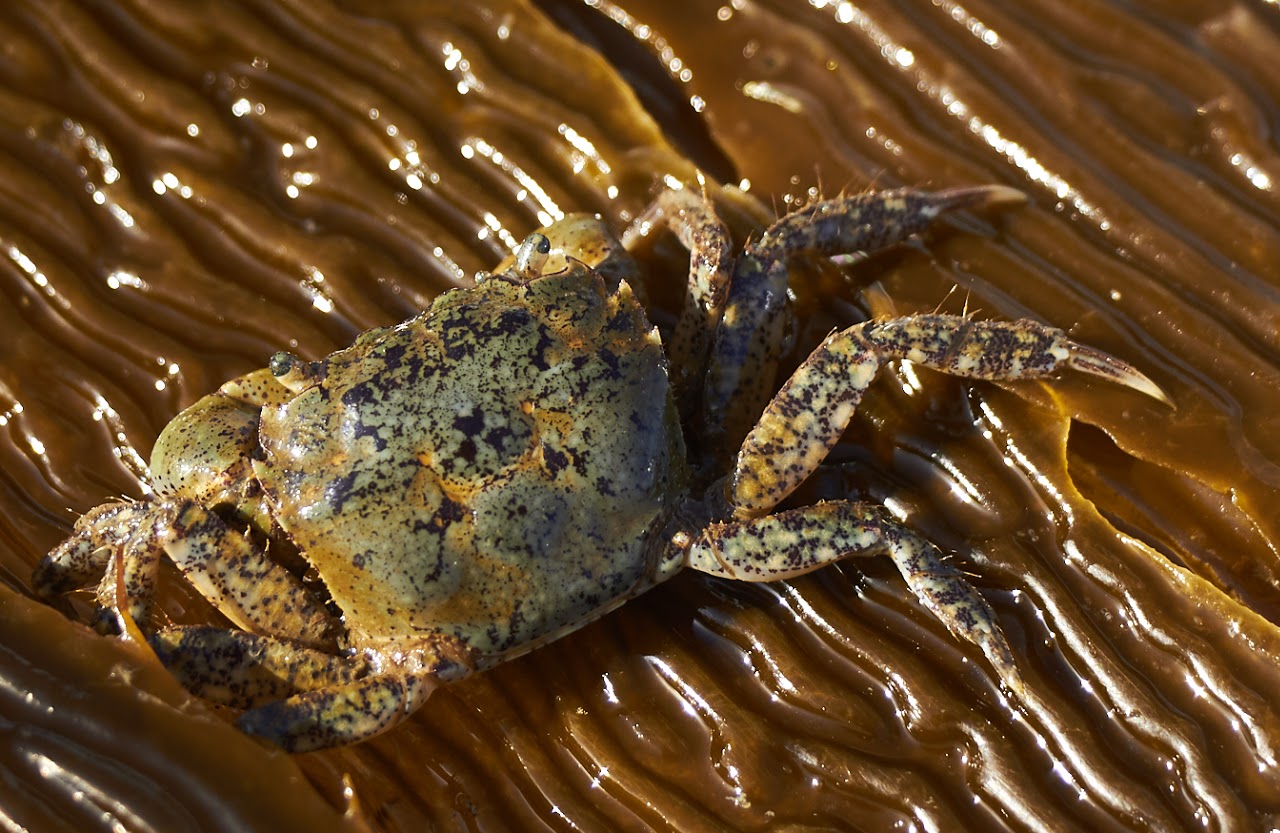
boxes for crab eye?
[513,233,552,281]
[269,351,296,377]
[269,351,321,393]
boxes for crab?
[33,182,1166,752]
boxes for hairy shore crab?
[34,183,1166,751]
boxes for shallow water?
[2,2,1279,831]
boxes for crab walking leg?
[37,502,178,634]
[624,186,735,398]
[703,186,1026,460]
[686,502,1018,688]
[731,313,1168,517]
[234,672,437,752]
[232,635,475,751]
[32,501,144,597]
[150,626,368,709]
[160,502,335,646]
[92,506,167,632]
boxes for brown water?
[2,1,1279,831]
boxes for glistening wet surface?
[2,2,1279,831]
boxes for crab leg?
[150,625,433,751]
[730,313,1167,518]
[33,501,142,597]
[92,509,168,633]
[232,671,436,752]
[229,633,475,751]
[686,501,1018,689]
[159,502,335,647]
[150,626,368,709]
[624,186,736,400]
[703,186,1026,461]
[35,502,178,633]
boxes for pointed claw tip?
[975,184,1029,210]
[1123,372,1174,408]
[936,184,1028,213]
[1066,345,1173,407]
[977,629,1020,689]
[1000,665,1026,699]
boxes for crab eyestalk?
[269,351,324,393]
[512,232,551,281]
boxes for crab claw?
[1066,342,1172,406]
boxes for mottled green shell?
[254,262,685,661]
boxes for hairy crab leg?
[150,626,369,709]
[730,313,1168,518]
[703,186,1026,463]
[685,502,1019,690]
[623,186,735,402]
[39,497,337,644]
[235,672,436,753]
[230,634,475,752]
[92,506,167,632]
[32,501,142,597]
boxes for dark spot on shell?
[380,342,407,370]
[438,496,468,523]
[341,382,376,408]
[542,445,569,476]
[326,471,360,514]
[452,408,486,436]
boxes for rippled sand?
[2,2,1279,831]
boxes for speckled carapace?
[33,184,1166,751]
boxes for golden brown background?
[2,1,1279,831]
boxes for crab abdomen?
[255,264,684,659]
